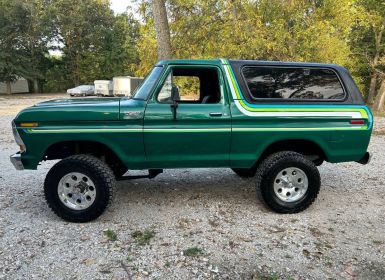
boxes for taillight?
[350,120,365,125]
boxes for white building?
[0,78,29,94]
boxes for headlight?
[12,121,26,152]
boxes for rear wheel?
[44,154,115,222]
[256,151,320,213]
[231,168,256,178]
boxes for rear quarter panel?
[221,60,373,168]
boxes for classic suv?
[10,59,373,222]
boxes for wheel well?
[254,139,327,168]
[43,141,126,170]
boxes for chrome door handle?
[209,112,222,117]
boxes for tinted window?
[242,66,345,100]
[133,66,163,100]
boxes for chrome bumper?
[10,153,24,170]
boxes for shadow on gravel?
[358,262,385,280]
[112,168,267,212]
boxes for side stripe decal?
[220,59,369,121]
[24,126,368,133]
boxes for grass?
[183,247,203,257]
[104,229,117,242]
[323,255,333,268]
[253,272,280,280]
[131,228,155,246]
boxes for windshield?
[132,66,164,100]
[77,85,92,90]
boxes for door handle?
[209,112,222,117]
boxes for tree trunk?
[368,21,385,105]
[152,0,172,60]
[367,73,378,104]
[374,78,385,112]
[33,78,40,93]
[5,81,12,95]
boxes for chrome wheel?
[273,167,308,202]
[57,172,96,210]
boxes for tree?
[99,13,140,78]
[0,0,54,93]
[375,76,385,111]
[22,0,54,93]
[51,0,141,86]
[152,0,172,60]
[52,0,115,85]
[352,0,385,106]
[0,0,29,94]
[162,0,355,64]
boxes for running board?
[117,169,163,181]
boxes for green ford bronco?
[11,59,373,222]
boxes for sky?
[110,0,134,14]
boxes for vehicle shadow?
[111,168,268,214]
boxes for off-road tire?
[110,163,128,178]
[256,151,320,213]
[44,154,115,222]
[313,158,324,166]
[231,168,256,178]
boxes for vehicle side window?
[173,76,200,101]
[242,66,345,100]
[158,73,173,103]
[157,67,221,104]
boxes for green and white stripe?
[25,125,368,133]
[24,128,231,133]
[220,59,368,121]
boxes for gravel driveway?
[0,94,384,280]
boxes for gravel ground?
[0,94,384,280]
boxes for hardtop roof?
[156,59,345,70]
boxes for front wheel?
[44,155,115,222]
[256,151,320,213]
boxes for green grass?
[131,228,155,246]
[253,272,281,280]
[104,229,117,241]
[183,247,203,257]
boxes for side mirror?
[171,85,179,102]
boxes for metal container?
[113,76,143,97]
[94,80,113,96]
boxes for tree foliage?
[0,0,140,92]
[52,0,140,85]
[1,0,385,110]
[0,0,52,93]
[133,0,385,110]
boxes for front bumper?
[10,153,24,170]
[356,152,371,165]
